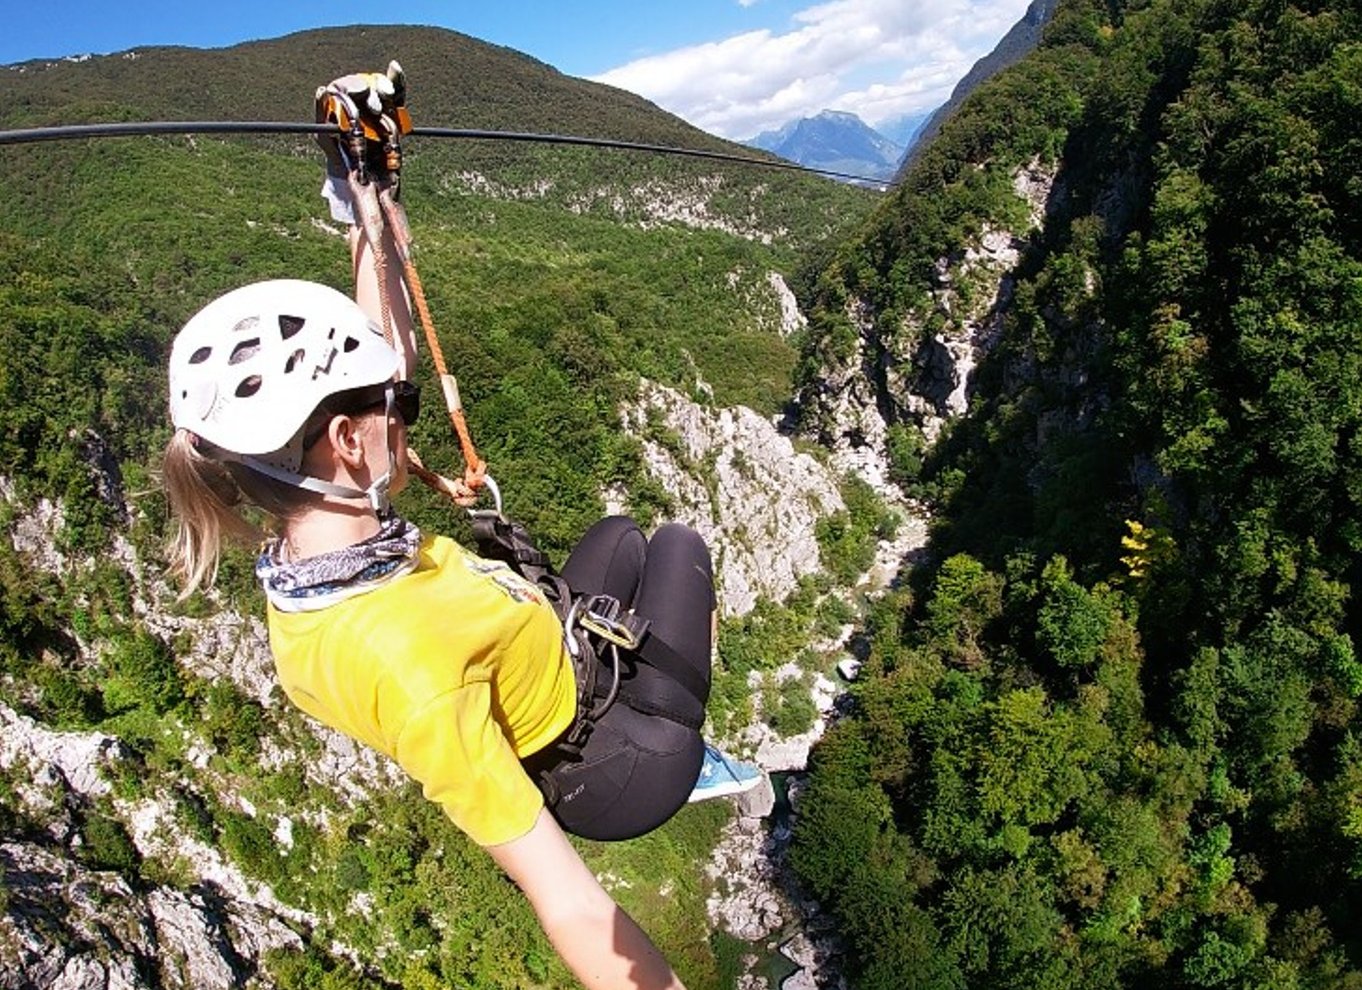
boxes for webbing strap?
[348,175,394,348]
[625,630,710,718]
[470,513,558,593]
[473,514,708,732]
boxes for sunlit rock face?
[613,379,845,617]
[1,839,305,990]
[801,158,1059,459]
[0,703,308,990]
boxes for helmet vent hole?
[284,348,305,374]
[343,336,361,353]
[229,339,261,365]
[279,314,306,340]
[232,316,260,334]
[235,375,262,398]
[188,346,212,365]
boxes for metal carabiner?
[482,474,502,516]
[562,595,586,659]
[586,643,623,721]
[465,473,504,523]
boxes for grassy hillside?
[1,24,871,248]
[0,24,876,990]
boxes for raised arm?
[349,221,418,379]
[488,809,687,990]
[315,67,420,378]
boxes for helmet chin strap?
[238,456,393,514]
[234,383,399,515]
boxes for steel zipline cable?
[0,119,895,189]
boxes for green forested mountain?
[791,0,1362,987]
[5,24,726,142]
[901,0,1060,169]
[1,24,861,246]
[0,26,875,990]
[7,4,1361,989]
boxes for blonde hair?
[161,429,312,598]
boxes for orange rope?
[322,83,489,504]
[376,187,487,495]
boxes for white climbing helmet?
[168,279,399,472]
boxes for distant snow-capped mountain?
[746,110,902,183]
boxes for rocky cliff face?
[613,379,846,616]
[687,161,1057,990]
[2,838,304,990]
[443,171,792,245]
[803,158,1058,471]
[0,487,406,988]
[0,696,311,989]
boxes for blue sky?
[2,0,1033,140]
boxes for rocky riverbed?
[702,512,929,990]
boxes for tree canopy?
[791,0,1362,986]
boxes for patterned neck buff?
[256,513,423,613]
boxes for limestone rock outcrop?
[0,840,303,990]
[615,380,845,616]
[803,159,1058,478]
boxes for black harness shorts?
[523,516,714,841]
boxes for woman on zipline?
[161,68,760,990]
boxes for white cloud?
[592,0,1033,139]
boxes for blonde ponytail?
[161,429,313,598]
[162,429,262,598]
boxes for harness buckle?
[576,594,649,651]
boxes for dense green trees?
[791,0,1362,986]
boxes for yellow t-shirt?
[266,534,577,847]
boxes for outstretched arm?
[488,809,687,990]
